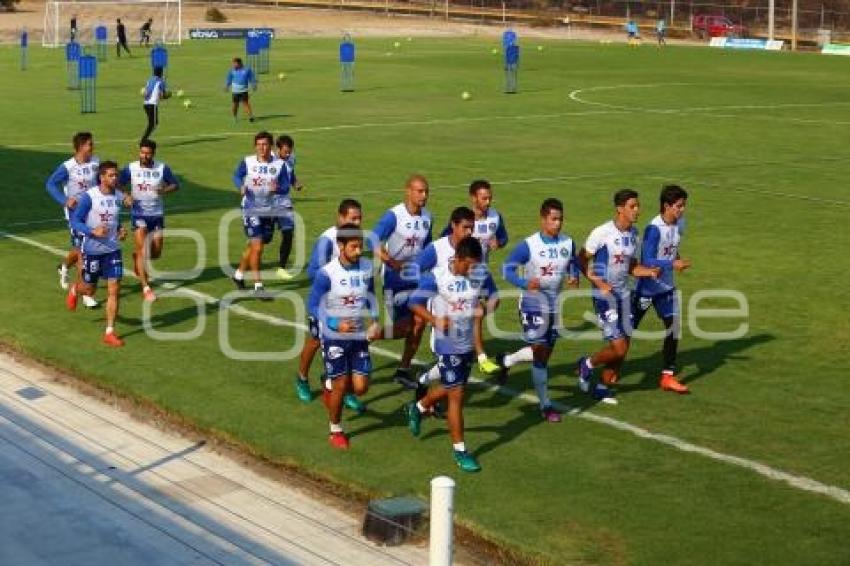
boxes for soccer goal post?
[43,0,182,47]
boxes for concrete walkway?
[0,353,429,566]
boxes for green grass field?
[1,36,849,564]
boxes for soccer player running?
[414,206,500,387]
[118,139,179,302]
[68,161,132,346]
[405,236,498,472]
[46,131,100,309]
[225,58,257,123]
[499,198,579,422]
[141,66,170,142]
[231,131,289,299]
[273,135,303,281]
[371,175,433,389]
[116,19,131,58]
[576,189,661,404]
[296,199,367,415]
[307,225,380,450]
[440,180,508,265]
[632,185,691,393]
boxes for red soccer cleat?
[328,431,350,450]
[143,288,157,303]
[66,289,78,311]
[660,372,689,394]
[102,332,125,348]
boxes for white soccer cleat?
[57,264,69,290]
[82,295,99,308]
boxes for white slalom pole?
[429,476,455,566]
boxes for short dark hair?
[336,223,363,245]
[254,131,273,145]
[468,179,491,196]
[450,206,475,225]
[338,199,361,216]
[72,132,92,151]
[233,57,243,66]
[153,66,163,78]
[614,189,639,207]
[98,160,118,177]
[139,139,157,152]
[540,198,563,217]
[455,236,483,261]
[659,184,688,212]
[276,134,294,149]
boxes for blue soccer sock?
[531,362,550,409]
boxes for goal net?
[43,0,182,47]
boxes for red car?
[692,15,747,38]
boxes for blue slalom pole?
[95,25,108,62]
[20,29,28,71]
[79,55,97,113]
[504,44,519,94]
[339,34,355,92]
[66,41,81,90]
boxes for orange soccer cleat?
[66,288,78,311]
[328,431,350,450]
[102,332,125,348]
[660,371,689,394]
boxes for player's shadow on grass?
[117,301,220,339]
[616,332,775,394]
[253,113,295,122]
[166,135,230,147]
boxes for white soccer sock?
[143,285,151,293]
[585,358,594,370]
[105,326,114,335]
[329,422,343,434]
[452,442,466,452]
[416,401,427,413]
[234,269,244,280]
[532,364,550,409]
[505,346,534,368]
[324,378,332,391]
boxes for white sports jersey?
[81,187,124,255]
[62,156,100,219]
[419,266,496,355]
[240,155,287,212]
[383,203,432,262]
[472,208,504,263]
[320,226,341,259]
[127,161,168,216]
[311,258,376,338]
[517,233,577,313]
[637,215,682,296]
[584,220,639,295]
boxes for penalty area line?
[1,231,849,506]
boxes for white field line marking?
[3,109,629,150]
[2,231,850,506]
[568,83,850,113]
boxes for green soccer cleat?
[294,377,312,403]
[453,450,481,473]
[405,401,422,437]
[343,393,366,414]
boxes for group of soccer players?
[47,129,691,473]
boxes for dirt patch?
[1,0,691,46]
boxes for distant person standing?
[140,18,153,47]
[656,19,667,46]
[225,57,257,123]
[70,15,78,42]
[116,18,131,57]
[141,66,170,141]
